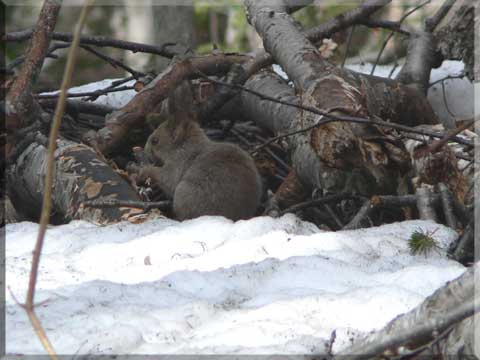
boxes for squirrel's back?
[174,141,262,221]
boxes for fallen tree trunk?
[241,0,438,199]
[4,0,142,225]
[7,137,142,224]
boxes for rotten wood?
[241,0,440,204]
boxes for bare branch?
[82,199,171,212]
[3,28,189,58]
[305,0,391,44]
[92,54,249,155]
[280,193,366,216]
[80,45,145,79]
[371,0,431,75]
[425,0,456,32]
[5,0,62,131]
[35,85,135,100]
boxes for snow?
[5,215,466,355]
[40,78,137,108]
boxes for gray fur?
[140,83,262,221]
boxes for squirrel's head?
[144,81,206,165]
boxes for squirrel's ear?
[171,119,195,143]
[168,80,195,117]
[166,80,198,138]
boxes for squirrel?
[138,81,262,221]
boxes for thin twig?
[413,120,475,159]
[6,42,70,72]
[281,193,366,216]
[26,2,94,359]
[195,72,472,151]
[360,18,411,36]
[343,199,373,230]
[38,98,116,116]
[35,85,134,100]
[4,28,186,58]
[429,73,466,87]
[80,45,145,79]
[341,25,355,68]
[388,62,399,78]
[425,0,456,32]
[82,199,171,211]
[323,203,345,229]
[371,0,431,75]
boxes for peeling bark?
[242,0,438,199]
[8,138,142,224]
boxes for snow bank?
[6,215,465,355]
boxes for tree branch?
[3,28,189,58]
[5,0,62,131]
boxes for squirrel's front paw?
[136,165,159,186]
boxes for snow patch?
[6,216,465,355]
[40,78,137,108]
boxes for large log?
[8,138,142,224]
[242,0,438,197]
